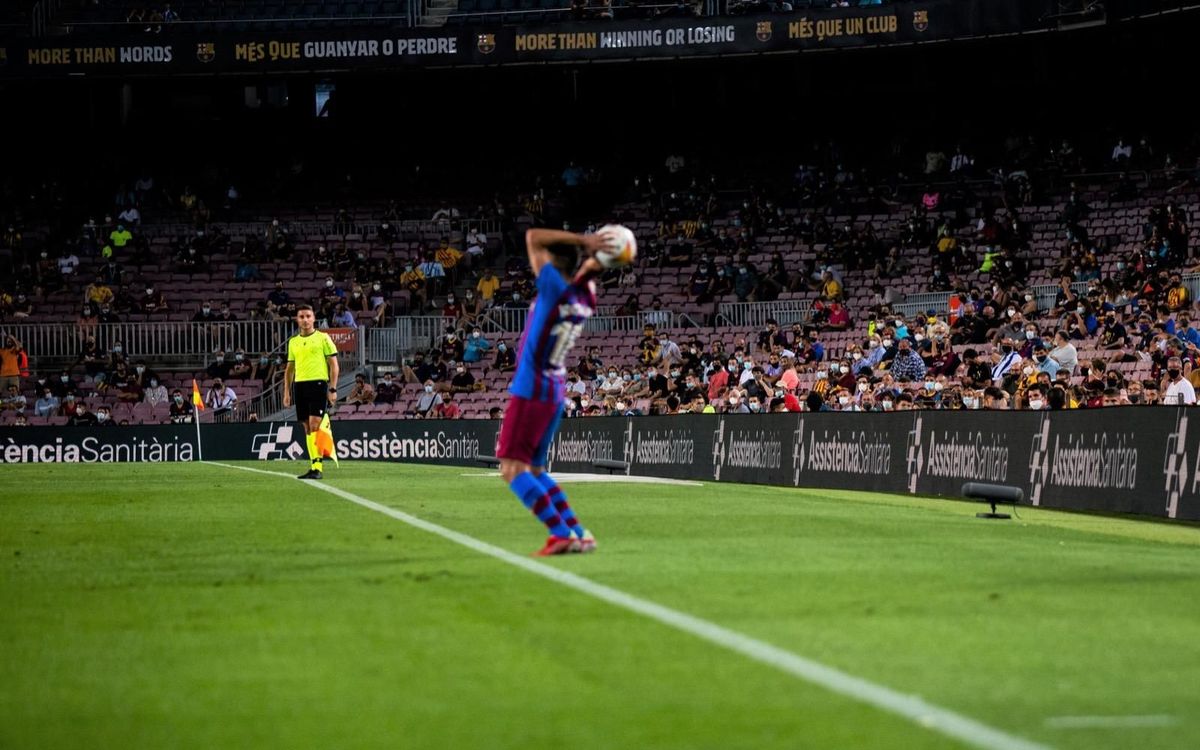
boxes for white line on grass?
[208,461,1052,750]
[1045,715,1177,729]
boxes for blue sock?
[510,471,570,538]
[535,472,584,538]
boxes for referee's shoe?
[299,459,324,480]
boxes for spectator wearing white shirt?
[206,379,237,413]
[1163,357,1196,405]
[949,146,973,174]
[143,377,169,407]
[1111,138,1133,164]
[1049,330,1078,375]
[465,228,487,259]
[991,339,1022,383]
[118,206,141,226]
[656,332,683,367]
[34,389,60,417]
[58,250,80,276]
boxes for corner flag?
[316,412,339,467]
[192,379,205,411]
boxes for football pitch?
[3,462,1199,750]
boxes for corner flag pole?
[192,378,206,461]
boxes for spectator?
[889,338,926,382]
[449,363,477,394]
[463,327,491,363]
[1050,330,1078,374]
[69,402,98,426]
[411,380,443,418]
[374,372,400,404]
[346,374,377,405]
[2,384,26,413]
[192,300,219,322]
[1163,357,1196,405]
[434,392,461,419]
[34,388,60,417]
[268,281,291,307]
[143,376,168,407]
[229,350,254,379]
[493,340,515,373]
[168,390,194,423]
[1,335,25,392]
[206,378,237,413]
[207,351,233,379]
[476,268,501,306]
[140,285,168,314]
[331,303,357,329]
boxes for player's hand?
[580,232,607,256]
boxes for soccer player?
[497,227,616,556]
[282,304,340,479]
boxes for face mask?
[728,397,739,406]
[749,402,761,412]
[963,396,977,409]
[857,383,868,393]
[405,265,413,272]
[775,390,785,398]
[831,364,842,374]
[1034,355,1046,363]
[260,357,269,365]
[1007,309,1016,318]
[1076,307,1085,314]
[933,382,944,392]
[726,365,736,373]
[742,362,753,371]
[1169,368,1182,380]
[457,367,465,374]
[648,370,657,378]
[581,399,590,407]
[838,396,850,406]
[616,402,626,411]
[670,370,680,378]
[136,366,145,373]
[202,307,210,314]
[61,376,69,383]
[881,400,893,410]
[1029,399,1045,410]
[620,374,631,382]
[609,371,618,379]
[235,355,244,362]
[113,347,122,354]
[1025,330,1036,340]
[448,296,455,303]
[216,356,224,363]
[326,281,334,288]
[815,371,827,380]
[914,333,925,342]
[424,385,434,393]
[1022,366,1034,376]
[1002,345,1014,354]
[274,357,283,365]
[924,381,935,391]
[883,338,893,348]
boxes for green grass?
[2,461,1199,750]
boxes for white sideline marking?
[208,461,1052,750]
[459,471,704,487]
[1044,715,1177,729]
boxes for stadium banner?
[0,0,1023,77]
[321,327,360,355]
[1,407,1195,521]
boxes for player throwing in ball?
[497,227,618,555]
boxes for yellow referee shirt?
[288,331,338,382]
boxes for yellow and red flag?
[315,413,339,467]
[192,379,205,411]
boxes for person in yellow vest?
[282,305,339,480]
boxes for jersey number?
[548,321,583,368]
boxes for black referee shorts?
[294,380,329,422]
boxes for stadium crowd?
[2,128,1200,423]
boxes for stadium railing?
[4,320,295,368]
[140,218,501,241]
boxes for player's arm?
[525,228,608,276]
[282,361,294,407]
[326,353,340,403]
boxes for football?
[595,224,638,269]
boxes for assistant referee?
[282,304,340,479]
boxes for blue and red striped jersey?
[509,265,597,403]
